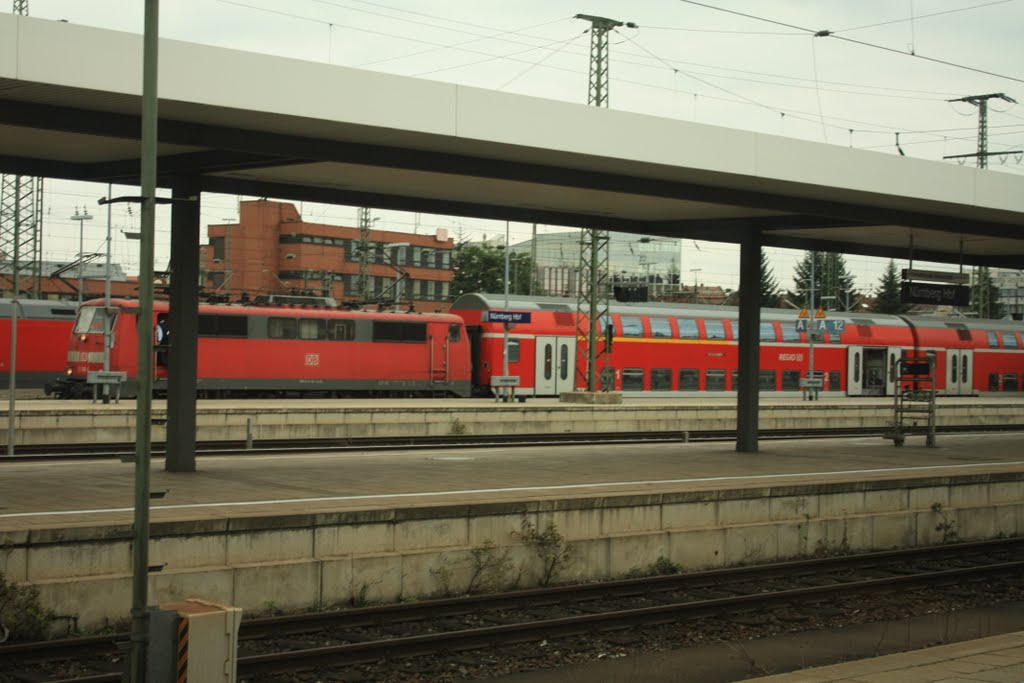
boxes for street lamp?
[70,208,94,304]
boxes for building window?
[210,236,225,261]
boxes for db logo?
[305,354,320,367]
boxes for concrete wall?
[2,471,1022,632]
[3,400,1022,446]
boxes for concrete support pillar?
[736,229,761,453]
[165,179,200,472]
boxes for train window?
[198,314,248,337]
[298,319,325,340]
[962,355,969,384]
[782,370,801,391]
[987,331,999,348]
[73,307,115,334]
[544,345,552,380]
[373,321,427,343]
[448,324,461,342]
[678,369,699,391]
[951,355,958,380]
[1004,374,1020,392]
[621,316,644,337]
[329,320,355,341]
[704,320,726,340]
[622,368,645,391]
[1001,332,1019,349]
[827,371,841,391]
[759,370,777,390]
[651,368,671,390]
[559,345,569,380]
[268,318,298,339]
[780,324,800,342]
[508,339,520,363]
[706,369,726,391]
[854,352,861,383]
[731,369,738,389]
[760,322,777,341]
[676,318,699,339]
[649,317,671,338]
[989,373,1000,391]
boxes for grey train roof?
[450,293,1024,332]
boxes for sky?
[16,0,1024,296]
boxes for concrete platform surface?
[1,430,1022,531]
[746,630,1024,682]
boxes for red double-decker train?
[39,292,1024,399]
[48,297,472,398]
[449,293,1024,398]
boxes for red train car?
[449,294,1024,398]
[49,298,472,398]
[0,299,78,389]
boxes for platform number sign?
[305,353,320,367]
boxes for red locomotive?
[0,299,78,389]
[448,293,1024,397]
[48,297,472,398]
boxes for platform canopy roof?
[2,13,1023,267]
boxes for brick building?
[201,201,455,311]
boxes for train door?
[534,336,574,396]
[886,348,900,396]
[847,346,891,396]
[945,349,973,395]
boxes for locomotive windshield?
[73,306,117,334]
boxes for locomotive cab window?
[73,307,117,334]
[448,324,461,342]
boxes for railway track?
[4,538,1022,682]
[4,423,1023,461]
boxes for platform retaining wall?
[2,400,1022,446]
[2,472,1022,632]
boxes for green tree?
[792,251,859,310]
[452,241,538,297]
[970,266,1004,319]
[874,259,911,314]
[759,248,780,307]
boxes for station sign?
[902,269,970,285]
[482,310,532,324]
[900,282,970,306]
[794,318,845,335]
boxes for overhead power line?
[675,0,1024,85]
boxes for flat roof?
[2,13,1023,266]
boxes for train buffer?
[86,370,127,404]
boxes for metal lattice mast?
[356,207,372,300]
[1,1,44,298]
[945,93,1018,169]
[573,14,634,391]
